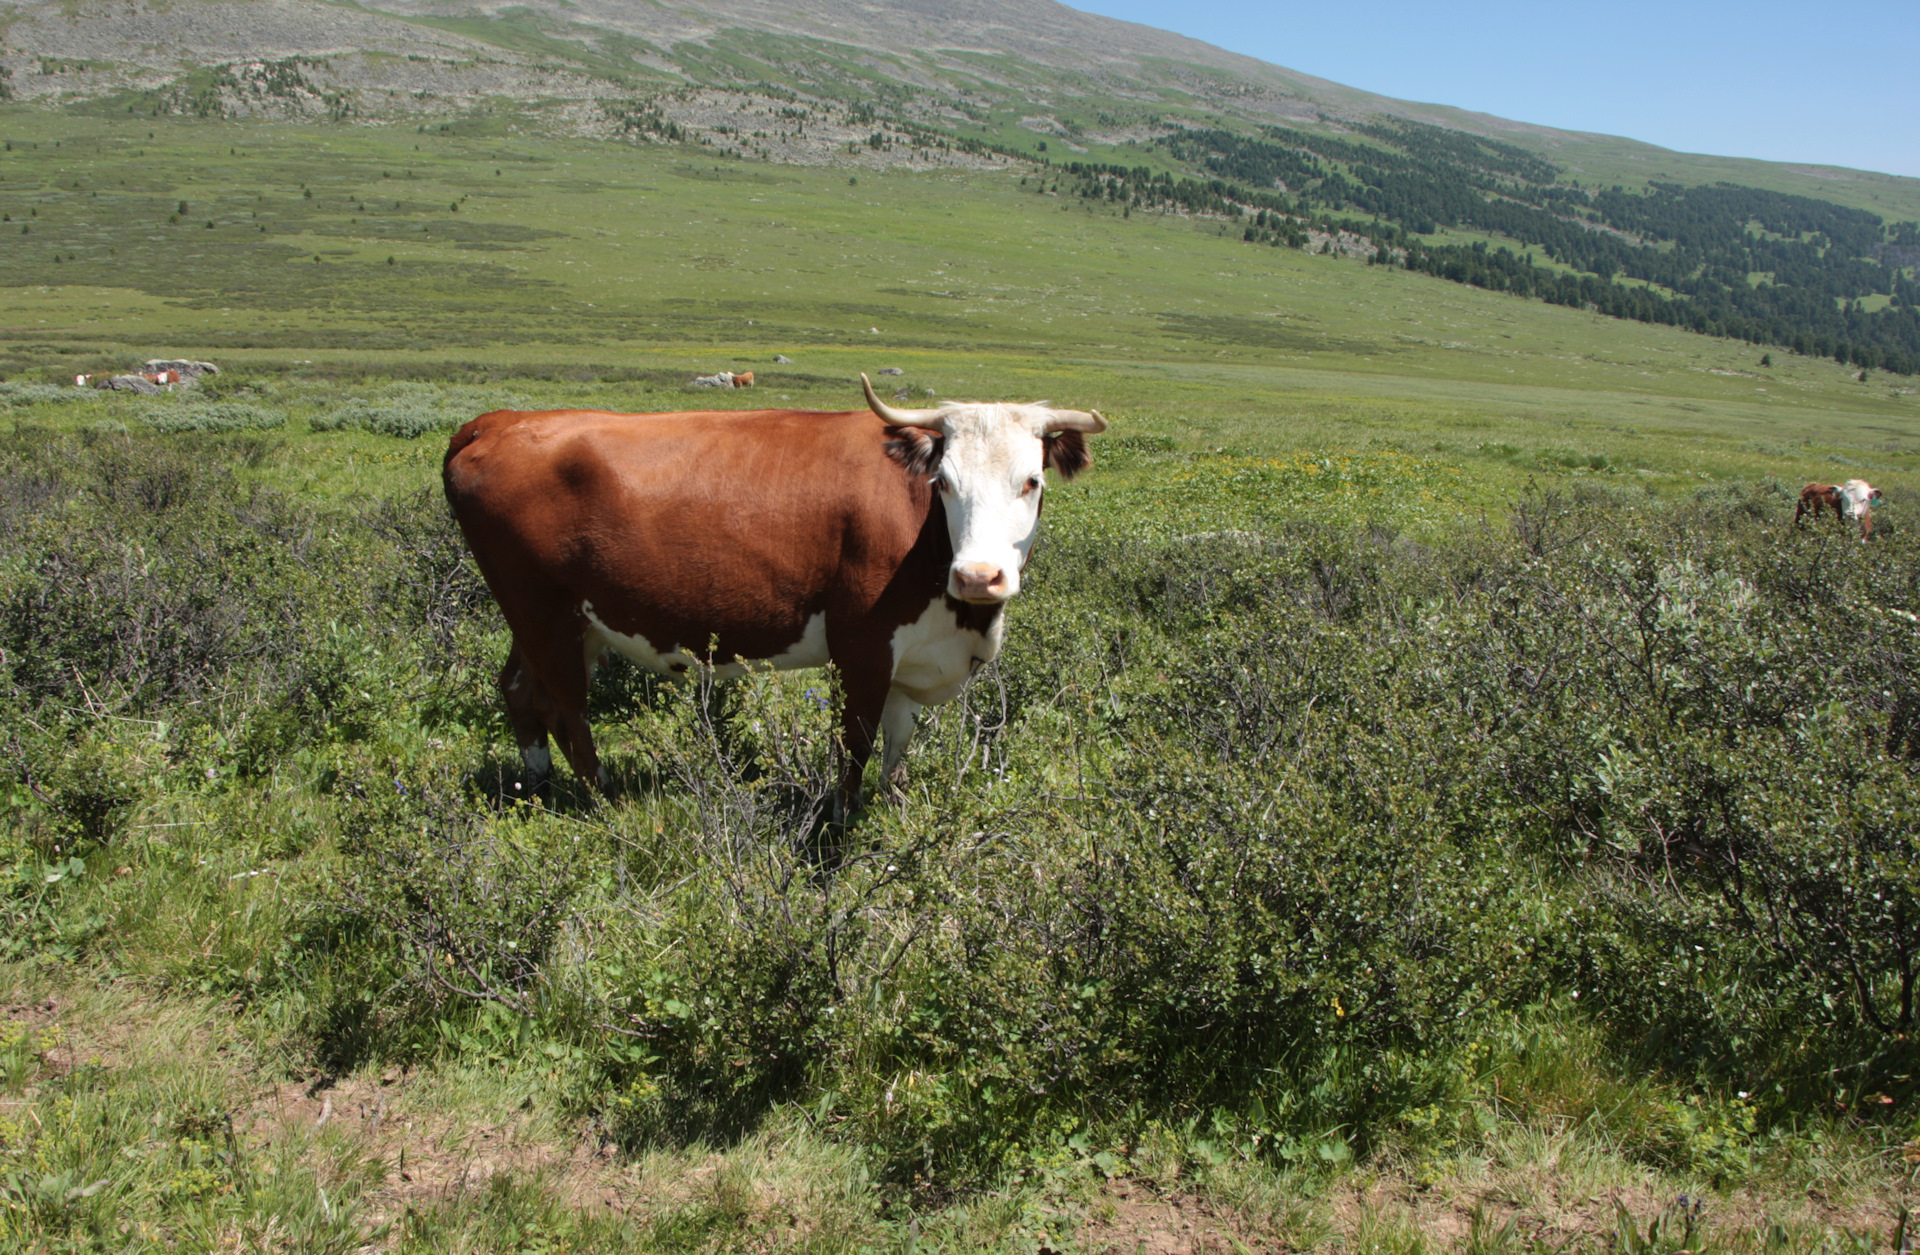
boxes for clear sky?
[1067,0,1920,179]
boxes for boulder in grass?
[97,374,162,395]
[145,359,220,378]
[877,367,904,376]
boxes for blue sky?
[1068,0,1920,179]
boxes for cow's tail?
[442,415,489,509]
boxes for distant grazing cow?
[689,370,755,388]
[1796,479,1882,539]
[443,374,1106,815]
[1795,482,1843,528]
[1841,478,1883,538]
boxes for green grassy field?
[2,109,1915,504]
[4,110,1920,1253]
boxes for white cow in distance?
[1840,479,1883,539]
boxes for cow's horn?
[861,373,943,428]
[1041,409,1109,434]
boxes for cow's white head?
[863,374,1106,604]
[1841,479,1882,513]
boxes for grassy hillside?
[4,110,1920,1252]
[1,110,1915,497]
[1528,131,1920,222]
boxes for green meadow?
[2,109,1915,501]
[4,111,1920,1252]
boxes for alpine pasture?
[3,112,1920,1252]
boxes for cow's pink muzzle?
[950,562,1011,603]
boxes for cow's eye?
[933,474,953,495]
[1023,474,1044,496]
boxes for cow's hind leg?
[507,609,608,794]
[499,646,556,792]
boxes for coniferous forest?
[1062,120,1920,373]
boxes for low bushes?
[308,382,530,438]
[2,432,1917,1196]
[0,382,91,408]
[139,401,286,434]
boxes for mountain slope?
[3,0,1917,209]
[3,0,1918,372]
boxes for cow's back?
[444,407,940,651]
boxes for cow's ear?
[1043,429,1090,480]
[885,426,945,477]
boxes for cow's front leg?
[880,687,922,794]
[834,667,891,824]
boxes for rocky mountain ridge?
[0,0,1569,154]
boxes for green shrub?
[0,439,309,710]
[0,381,89,407]
[310,396,451,438]
[140,401,286,433]
[314,761,597,1059]
[309,383,529,438]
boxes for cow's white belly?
[888,600,1005,706]
[579,599,998,709]
[581,604,830,679]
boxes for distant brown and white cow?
[1841,478,1883,538]
[1795,482,1845,528]
[1796,479,1882,539]
[689,370,754,388]
[443,374,1105,813]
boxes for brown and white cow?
[1795,482,1845,528]
[1796,479,1882,539]
[443,374,1105,813]
[1841,478,1883,538]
